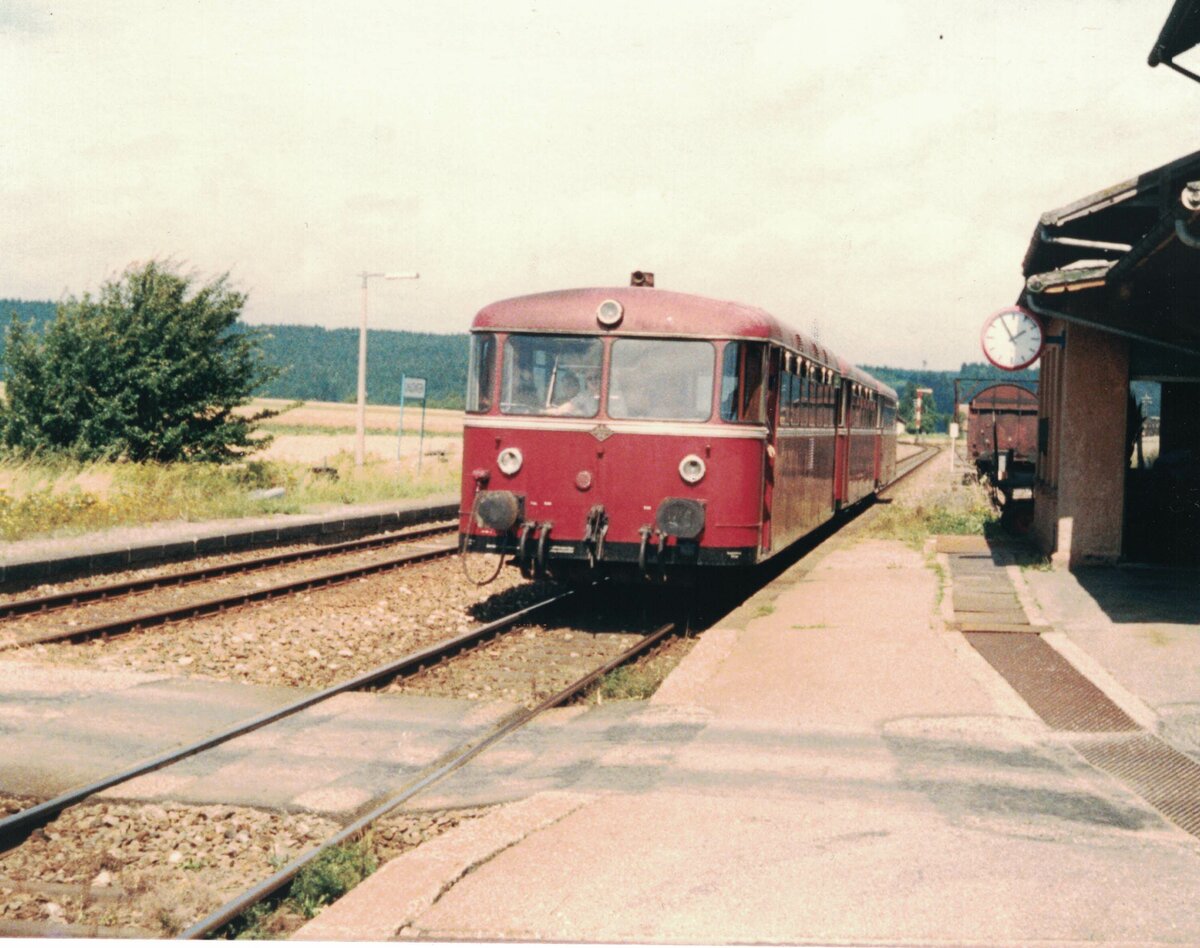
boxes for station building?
[1017,147,1200,567]
[1004,0,1200,569]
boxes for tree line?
[2,265,1041,465]
[0,300,469,410]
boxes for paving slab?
[0,667,524,813]
[952,589,1025,612]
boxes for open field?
[242,399,464,467]
[247,399,464,435]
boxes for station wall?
[1033,320,1130,568]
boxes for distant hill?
[257,324,468,408]
[3,298,1044,422]
[0,302,468,409]
[0,299,56,334]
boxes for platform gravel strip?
[963,632,1140,733]
[1075,735,1200,838]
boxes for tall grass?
[861,483,998,548]
[0,451,458,542]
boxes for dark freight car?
[967,382,1038,480]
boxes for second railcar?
[459,282,897,582]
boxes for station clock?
[981,307,1044,371]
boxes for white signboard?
[402,377,427,400]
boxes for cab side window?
[720,341,766,423]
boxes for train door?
[761,346,782,553]
[833,377,849,508]
[872,394,883,487]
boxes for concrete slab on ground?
[0,666,522,813]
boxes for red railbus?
[459,282,897,582]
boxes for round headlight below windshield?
[497,447,523,476]
[679,454,706,484]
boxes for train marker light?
[497,447,524,476]
[475,491,522,532]
[575,470,593,491]
[678,454,706,484]
[656,497,705,539]
[597,299,623,328]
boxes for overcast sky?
[2,1,1197,370]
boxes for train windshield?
[500,334,603,417]
[608,339,714,421]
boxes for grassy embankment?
[0,399,463,543]
[0,454,458,542]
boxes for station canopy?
[1018,147,1200,362]
[1148,0,1200,68]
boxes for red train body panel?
[459,285,897,581]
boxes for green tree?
[897,382,945,434]
[0,262,280,462]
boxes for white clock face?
[982,308,1043,370]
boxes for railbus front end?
[458,285,896,583]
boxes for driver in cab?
[548,371,599,417]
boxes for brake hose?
[460,489,507,586]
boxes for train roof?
[472,287,897,401]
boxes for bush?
[0,261,280,462]
[288,840,377,917]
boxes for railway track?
[0,590,574,853]
[0,522,456,620]
[888,442,941,488]
[0,588,680,937]
[182,618,678,939]
[0,524,459,652]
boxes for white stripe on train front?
[464,417,770,440]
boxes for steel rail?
[178,618,677,940]
[0,523,457,619]
[0,590,574,852]
[0,538,460,653]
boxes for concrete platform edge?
[0,496,460,587]
[292,791,593,942]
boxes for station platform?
[0,493,460,588]
[288,528,1200,945]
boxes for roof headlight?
[497,447,524,476]
[679,454,706,485]
[596,299,623,328]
